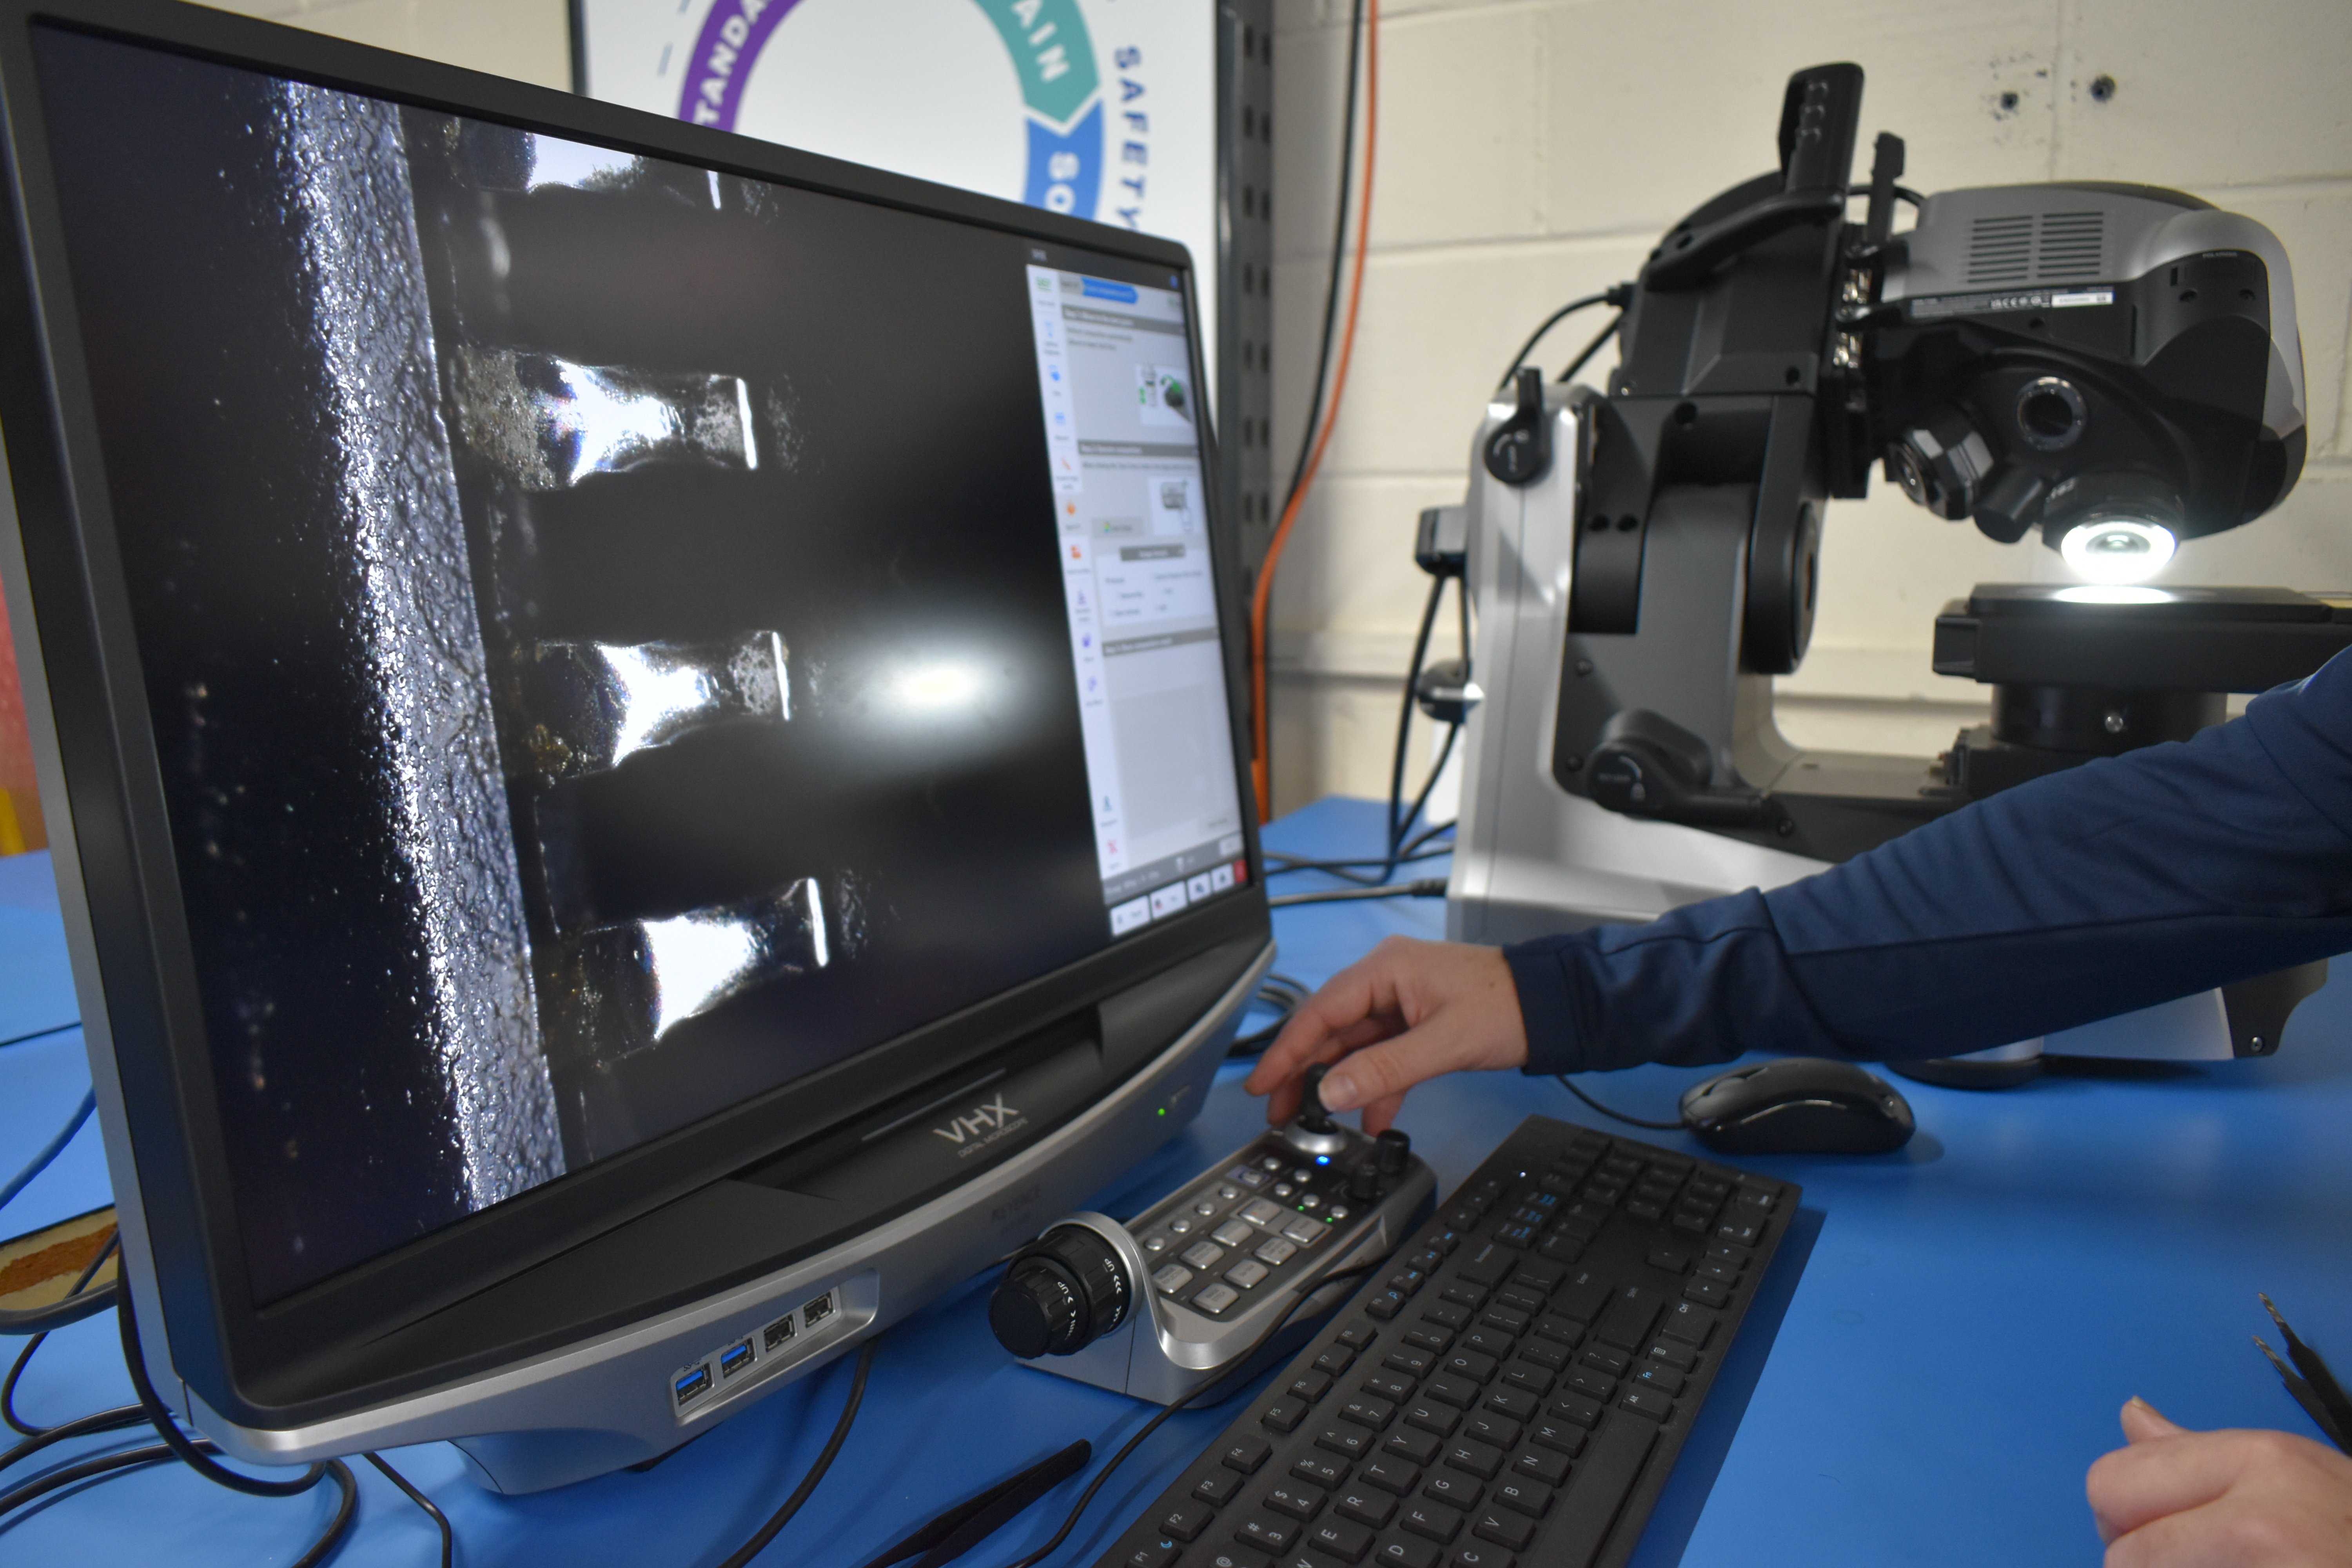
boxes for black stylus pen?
[2254,1294,2352,1455]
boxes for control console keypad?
[1127,1132,1380,1318]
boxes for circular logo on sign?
[675,0,1103,221]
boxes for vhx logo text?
[933,1095,1023,1154]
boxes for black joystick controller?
[1299,1063,1338,1134]
[1347,1128,1412,1202]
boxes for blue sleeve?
[1504,647,2352,1073]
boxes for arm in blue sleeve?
[1505,646,2352,1074]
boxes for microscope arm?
[1504,652,2352,1075]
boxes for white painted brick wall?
[1268,0,2352,811]
[200,0,570,91]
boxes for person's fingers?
[1318,1017,1504,1116]
[2087,1429,2249,1546]
[1243,948,1402,1098]
[1256,1015,1402,1124]
[2122,1397,2185,1444]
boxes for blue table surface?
[5,797,2352,1565]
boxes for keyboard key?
[1492,1477,1552,1516]
[1383,1427,1443,1466]
[1400,1499,1464,1543]
[1122,1542,1178,1568]
[1386,1347,1436,1377]
[1499,1365,1553,1397]
[1443,1437,1504,1480]
[1359,1456,1419,1494]
[1439,1282,1488,1310]
[1537,1233,1588,1265]
[1316,1346,1359,1377]
[1263,1483,1325,1522]
[1196,1283,1241,1313]
[1480,1306,1530,1336]
[1552,1279,1609,1326]
[1621,1387,1674,1422]
[1307,1517,1374,1562]
[1403,1401,1459,1437]
[1646,1339,1695,1372]
[1161,1502,1214,1541]
[1564,1368,1616,1402]
[1292,1451,1350,1488]
[1515,1339,1568,1372]
[1661,1301,1715,1347]
[1223,1436,1272,1473]
[1450,1546,1514,1568]
[1421,1470,1481,1509]
[1387,1269,1427,1298]
[1454,1250,1512,1289]
[1529,1419,1586,1456]
[1645,1244,1693,1274]
[1581,1341,1630,1376]
[1316,1425,1372,1460]
[1336,1485,1397,1528]
[1365,1292,1405,1321]
[1424,1374,1479,1409]
[1195,1468,1241,1504]
[1339,1396,1396,1431]
[1459,1328,1517,1361]
[1420,1301,1472,1332]
[1290,1370,1334,1403]
[1404,1326,1455,1356]
[1262,1398,1306,1433]
[1715,1219,1761,1247]
[1372,1540,1439,1568]
[1683,1277,1730,1308]
[1494,1285,1546,1315]
[1550,1391,1603,1429]
[1239,1197,1283,1225]
[1529,1316,1583,1349]
[1462,1413,1521,1449]
[1634,1364,1686,1396]
[1363,1370,1416,1403]
[1339,1323,1380,1350]
[1441,1350,1497,1384]
[1235,1514,1298,1553]
[1511,1261,1564,1293]
[1471,1508,1537,1551]
[1512,1445,1572,1486]
[1595,1287,1662,1351]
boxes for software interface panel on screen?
[30,27,1247,1303]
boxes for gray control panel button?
[1152,1264,1192,1294]
[1280,1218,1324,1246]
[1225,1258,1270,1289]
[1255,1236,1299,1265]
[1181,1241,1225,1270]
[1212,1220,1254,1247]
[1240,1198,1284,1227]
[1194,1283,1240,1314]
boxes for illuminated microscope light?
[2059,517,2177,585]
[526,631,786,779]
[891,661,985,714]
[639,879,830,1040]
[453,348,757,488]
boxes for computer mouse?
[1678,1057,1915,1155]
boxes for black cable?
[713,1336,879,1568]
[1282,0,1367,520]
[1893,184,1924,209]
[0,1440,357,1564]
[365,1450,454,1568]
[0,1402,147,1475]
[1228,973,1313,1060]
[1263,847,1450,879]
[1557,1075,1684,1132]
[1401,819,1455,858]
[1554,314,1621,387]
[118,1292,330,1496]
[1384,574,1448,874]
[996,1259,1382,1568]
[5,1230,117,1434]
[1269,878,1447,909]
[1395,724,1458,853]
[1495,287,1626,390]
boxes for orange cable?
[1249,0,1376,822]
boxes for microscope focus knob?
[1375,1128,1412,1176]
[1347,1161,1381,1203]
[989,1225,1131,1359]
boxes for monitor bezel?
[0,0,1268,1425]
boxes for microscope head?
[1871,183,2306,576]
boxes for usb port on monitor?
[673,1365,712,1405]
[719,1340,754,1379]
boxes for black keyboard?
[1091,1114,1799,1568]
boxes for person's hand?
[1241,936,1527,1134]
[2087,1396,2352,1566]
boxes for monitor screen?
[27,24,1246,1304]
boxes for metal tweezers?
[856,1439,1093,1568]
[2254,1294,2352,1455]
